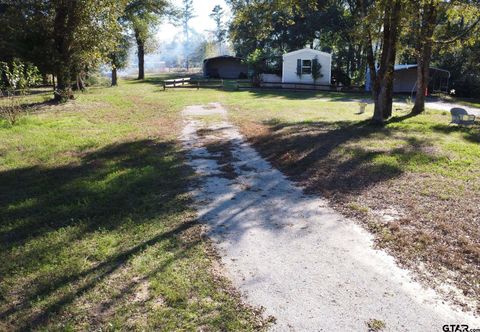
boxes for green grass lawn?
[0,79,268,331]
[1,76,479,329]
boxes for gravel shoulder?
[180,103,480,331]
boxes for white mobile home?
[282,48,332,85]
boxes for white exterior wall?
[260,74,282,88]
[282,49,332,85]
[260,73,282,82]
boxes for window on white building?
[302,60,312,74]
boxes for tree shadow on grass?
[0,140,189,250]
[248,119,442,197]
[0,139,198,330]
[3,220,199,331]
[430,123,480,144]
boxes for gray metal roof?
[203,55,244,63]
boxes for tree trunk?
[361,0,381,120]
[55,68,73,102]
[137,43,145,79]
[412,58,429,114]
[384,80,394,119]
[135,30,145,80]
[412,3,437,115]
[370,0,402,124]
[383,41,398,120]
[53,1,75,102]
[373,86,387,124]
[111,67,118,86]
[76,72,85,91]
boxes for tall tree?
[361,0,404,124]
[1,0,124,101]
[411,1,439,114]
[54,0,125,100]
[124,0,170,80]
[210,5,227,55]
[181,0,196,70]
[411,0,480,114]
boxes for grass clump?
[366,318,386,331]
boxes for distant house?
[203,56,248,79]
[365,64,450,94]
[282,48,332,85]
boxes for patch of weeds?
[366,318,386,331]
[0,93,27,126]
[196,127,217,138]
[414,232,434,251]
[379,227,395,244]
[347,202,369,215]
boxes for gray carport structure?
[203,56,248,79]
[366,64,451,95]
[392,64,450,94]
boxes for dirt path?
[180,103,479,331]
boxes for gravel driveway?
[425,100,480,116]
[393,99,480,116]
[180,103,480,331]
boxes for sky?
[156,0,230,43]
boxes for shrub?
[0,91,24,126]
[0,59,40,95]
[0,59,39,125]
[84,72,110,87]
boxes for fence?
[163,77,191,88]
[162,78,252,90]
[256,81,364,92]
[161,77,365,93]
